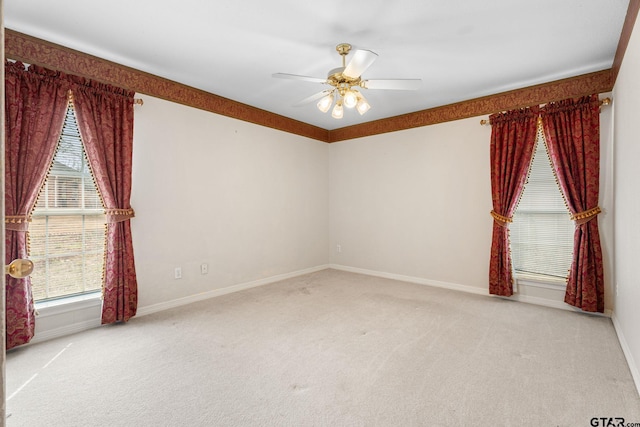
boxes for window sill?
[515,272,567,290]
[35,292,102,318]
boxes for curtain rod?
[479,97,611,125]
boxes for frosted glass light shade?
[331,101,344,119]
[343,90,358,108]
[356,96,371,115]
[317,92,334,113]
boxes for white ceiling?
[4,0,630,131]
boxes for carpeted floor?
[6,269,640,426]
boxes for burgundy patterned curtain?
[541,95,604,312]
[489,107,539,296]
[70,79,138,324]
[4,62,69,349]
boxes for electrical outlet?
[201,263,209,275]
[174,267,182,279]
[336,244,342,253]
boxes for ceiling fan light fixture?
[332,100,344,119]
[274,42,420,120]
[356,94,371,115]
[343,89,358,108]
[317,92,334,113]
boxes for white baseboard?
[507,293,613,317]
[329,264,613,317]
[136,264,330,317]
[329,264,489,296]
[611,311,640,397]
[24,265,330,346]
[25,262,621,363]
[30,318,103,345]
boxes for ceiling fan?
[273,43,421,119]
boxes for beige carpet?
[6,269,640,426]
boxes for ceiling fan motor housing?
[327,67,361,93]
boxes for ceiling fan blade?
[343,50,378,79]
[293,90,333,107]
[361,79,422,90]
[272,73,327,84]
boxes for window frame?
[29,102,106,303]
[509,126,574,287]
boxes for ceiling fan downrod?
[336,43,352,67]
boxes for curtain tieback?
[570,206,601,225]
[490,210,512,227]
[5,215,31,231]
[105,208,135,223]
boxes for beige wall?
[328,109,615,311]
[613,12,640,390]
[130,95,330,309]
[329,117,493,291]
[35,85,620,345]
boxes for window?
[29,102,106,301]
[510,129,574,280]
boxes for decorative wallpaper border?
[4,25,628,143]
[611,0,640,85]
[328,70,613,142]
[5,30,329,142]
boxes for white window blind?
[510,130,574,279]
[29,103,106,301]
